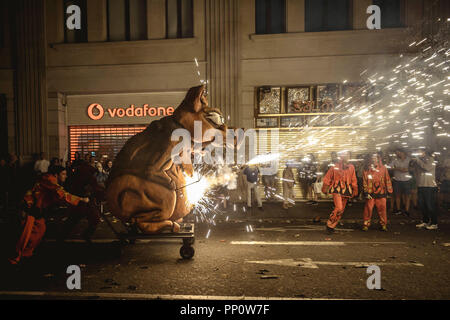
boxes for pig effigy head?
[174,85,227,144]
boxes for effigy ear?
[179,85,206,113]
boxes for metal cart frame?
[100,203,195,259]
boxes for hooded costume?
[8,173,81,264]
[322,160,358,229]
[362,159,393,227]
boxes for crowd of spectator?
[228,147,449,231]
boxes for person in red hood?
[362,154,393,231]
[322,151,358,233]
[8,165,89,265]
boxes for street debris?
[105,279,120,286]
[260,275,279,279]
[256,269,270,274]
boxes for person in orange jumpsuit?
[362,154,393,231]
[322,151,358,233]
[8,165,89,265]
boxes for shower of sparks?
[184,171,210,206]
[182,165,239,237]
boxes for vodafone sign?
[87,103,175,120]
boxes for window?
[107,0,147,41]
[64,0,87,43]
[305,0,351,32]
[373,0,403,28]
[166,0,193,39]
[255,84,365,128]
[255,0,285,34]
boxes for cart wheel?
[183,238,195,246]
[180,245,195,259]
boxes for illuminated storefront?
[254,83,376,198]
[66,91,185,162]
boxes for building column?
[286,0,304,32]
[353,0,372,30]
[46,0,65,44]
[6,95,16,154]
[14,0,48,160]
[147,0,166,39]
[47,92,67,161]
[206,0,240,127]
[87,0,108,42]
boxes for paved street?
[1,201,450,300]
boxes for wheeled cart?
[100,203,195,259]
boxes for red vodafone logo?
[87,103,105,120]
[87,104,174,120]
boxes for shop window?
[107,0,147,41]
[305,0,351,32]
[258,87,281,114]
[166,0,193,39]
[255,0,286,34]
[373,0,403,28]
[68,125,146,161]
[256,117,278,128]
[64,0,87,43]
[256,84,366,128]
